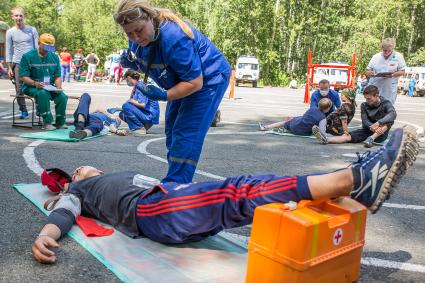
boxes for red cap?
[41,168,72,193]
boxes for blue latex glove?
[120,50,140,70]
[137,82,167,101]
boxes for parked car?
[235,56,260,87]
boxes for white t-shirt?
[367,51,406,104]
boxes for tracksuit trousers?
[136,174,311,244]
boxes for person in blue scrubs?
[113,1,231,183]
[116,69,160,135]
[310,79,341,116]
[408,76,417,97]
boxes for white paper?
[43,84,59,91]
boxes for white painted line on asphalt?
[23,140,45,176]
[0,111,13,117]
[1,111,34,119]
[219,232,425,274]
[361,257,425,273]
[136,136,225,180]
[382,203,425,210]
[137,133,424,211]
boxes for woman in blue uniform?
[118,69,160,135]
[113,0,231,183]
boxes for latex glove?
[137,82,167,101]
[120,50,140,70]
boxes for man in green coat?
[19,33,67,130]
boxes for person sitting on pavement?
[313,85,396,148]
[19,33,68,131]
[108,70,160,136]
[312,88,357,140]
[258,98,332,136]
[31,126,419,264]
[69,93,127,140]
[310,79,341,116]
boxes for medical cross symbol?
[333,228,343,246]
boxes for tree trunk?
[407,4,417,57]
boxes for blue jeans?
[61,64,70,82]
[73,93,103,135]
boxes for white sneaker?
[132,128,147,136]
[42,123,56,131]
[258,122,267,131]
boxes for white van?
[313,63,349,90]
[235,56,260,87]
[398,67,425,96]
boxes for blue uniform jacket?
[125,21,231,90]
[310,89,341,116]
[132,85,160,124]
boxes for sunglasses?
[113,7,146,25]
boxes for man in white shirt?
[5,6,39,119]
[366,38,406,105]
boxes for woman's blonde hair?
[114,0,194,39]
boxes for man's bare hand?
[375,126,386,135]
[7,69,14,78]
[34,82,44,89]
[32,235,59,264]
[369,122,380,132]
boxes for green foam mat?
[19,126,108,142]
[266,128,315,139]
[12,183,248,282]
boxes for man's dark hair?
[319,79,330,85]
[363,85,379,96]
[124,69,140,80]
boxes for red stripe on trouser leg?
[137,177,296,211]
[136,177,296,213]
[137,182,297,217]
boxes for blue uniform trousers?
[119,101,154,131]
[136,174,311,244]
[162,75,230,184]
[408,85,415,97]
[73,93,103,135]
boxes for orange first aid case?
[246,197,367,283]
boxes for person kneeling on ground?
[31,127,418,264]
[19,33,68,131]
[259,98,332,136]
[69,93,127,140]
[310,79,341,116]
[313,85,396,148]
[108,70,160,136]
[312,88,357,140]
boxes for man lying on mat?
[32,127,419,264]
[69,92,128,140]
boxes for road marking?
[1,110,34,119]
[137,133,424,211]
[22,140,45,176]
[361,257,425,273]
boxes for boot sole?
[69,130,87,140]
[312,125,326,144]
[369,126,419,213]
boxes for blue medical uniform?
[408,78,416,97]
[74,93,120,135]
[310,89,341,116]
[284,108,326,136]
[136,174,311,244]
[119,85,160,131]
[123,21,231,183]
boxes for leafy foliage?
[2,0,424,85]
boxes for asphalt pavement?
[0,79,424,282]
